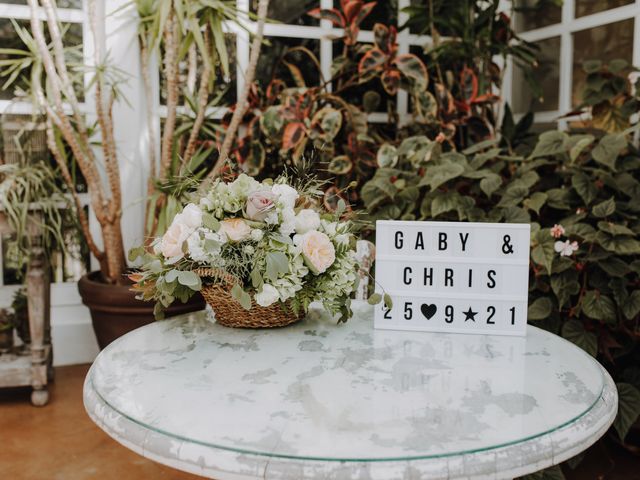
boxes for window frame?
[507,0,640,127]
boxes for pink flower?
[300,230,335,274]
[160,222,192,260]
[245,191,276,222]
[550,224,565,239]
[554,240,579,257]
[219,218,252,242]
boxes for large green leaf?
[531,230,556,274]
[571,171,597,205]
[420,163,465,190]
[614,383,640,441]
[528,297,553,320]
[622,290,640,320]
[479,173,502,197]
[431,191,463,217]
[595,231,640,254]
[582,290,616,323]
[592,197,616,217]
[530,130,569,158]
[551,270,580,308]
[523,192,548,214]
[562,319,598,356]
[497,185,529,208]
[592,133,626,170]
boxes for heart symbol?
[420,304,437,320]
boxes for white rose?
[160,221,192,260]
[294,209,321,234]
[179,203,202,229]
[272,183,299,209]
[219,218,252,242]
[250,229,264,241]
[255,284,280,307]
[300,230,336,274]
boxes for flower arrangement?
[129,174,359,326]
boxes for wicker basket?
[195,268,302,328]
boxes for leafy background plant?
[218,0,537,212]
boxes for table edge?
[83,360,617,480]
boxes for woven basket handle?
[194,267,240,287]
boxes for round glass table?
[84,302,617,479]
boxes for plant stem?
[205,0,270,183]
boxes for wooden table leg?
[26,244,50,407]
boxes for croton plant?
[219,0,535,212]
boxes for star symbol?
[463,307,478,322]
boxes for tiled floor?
[0,364,638,480]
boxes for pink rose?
[160,222,192,260]
[300,230,335,274]
[220,218,252,242]
[245,191,276,222]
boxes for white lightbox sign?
[374,220,531,336]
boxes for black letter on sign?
[395,231,404,249]
[459,232,469,251]
[467,269,473,288]
[403,267,412,285]
[444,268,454,287]
[487,270,496,289]
[423,267,433,286]
[438,232,448,250]
[415,232,425,250]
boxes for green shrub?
[363,129,640,442]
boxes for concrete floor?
[1,364,638,480]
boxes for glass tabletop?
[89,302,604,462]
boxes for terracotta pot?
[78,271,205,349]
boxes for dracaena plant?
[0,0,268,283]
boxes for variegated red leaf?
[307,8,345,27]
[355,2,376,26]
[358,47,387,74]
[343,0,364,23]
[373,23,390,52]
[381,69,400,96]
[460,66,478,103]
[394,54,429,91]
[282,122,306,150]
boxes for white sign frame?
[374,220,531,337]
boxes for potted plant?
[130,174,362,326]
[0,0,269,348]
